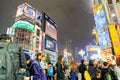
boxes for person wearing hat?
[25,53,47,80]
[56,55,65,80]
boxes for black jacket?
[101,68,109,80]
[56,63,65,80]
[79,64,86,80]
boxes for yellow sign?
[93,4,102,14]
[109,24,120,55]
[116,3,120,17]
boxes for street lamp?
[79,49,85,59]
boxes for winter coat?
[88,66,98,80]
[79,64,86,80]
[101,68,110,80]
[0,41,14,80]
[108,64,118,80]
[29,60,47,80]
[56,63,65,80]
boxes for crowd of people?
[0,33,120,80]
[78,58,120,80]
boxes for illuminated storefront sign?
[93,4,102,14]
[109,24,120,55]
[91,0,102,13]
[86,45,101,60]
[16,3,42,21]
[94,8,111,49]
[43,13,57,40]
[12,21,34,31]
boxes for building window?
[37,29,40,36]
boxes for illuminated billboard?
[43,13,57,40]
[16,3,42,21]
[86,45,101,60]
[91,0,102,13]
[92,0,101,8]
[16,4,24,17]
[45,21,57,40]
[36,10,42,21]
[45,35,57,51]
[94,8,111,49]
[109,24,120,55]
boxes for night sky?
[0,0,95,50]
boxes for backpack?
[47,66,54,76]
[104,72,112,80]
[8,42,27,68]
[0,42,13,80]
[8,42,27,80]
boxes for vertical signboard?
[109,24,120,55]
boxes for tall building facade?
[42,13,58,63]
[91,0,120,57]
[92,0,112,58]
[11,3,43,52]
[101,0,120,56]
[67,40,74,54]
[74,47,81,62]
[7,3,58,62]
[104,0,120,56]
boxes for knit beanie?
[25,53,30,61]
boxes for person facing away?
[114,57,120,80]
[56,55,65,80]
[88,60,98,80]
[0,34,14,80]
[107,59,118,80]
[0,34,27,80]
[79,59,87,80]
[70,60,78,80]
[101,61,112,80]
[47,61,54,80]
[8,40,27,80]
[25,53,47,80]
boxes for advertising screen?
[94,8,111,49]
[16,3,42,21]
[45,35,56,51]
[88,51,100,60]
[16,4,24,17]
[92,0,101,8]
[24,4,35,19]
[36,10,42,21]
[28,7,33,15]
[43,13,57,40]
[45,21,57,40]
[109,24,120,55]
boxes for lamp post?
[79,49,85,59]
